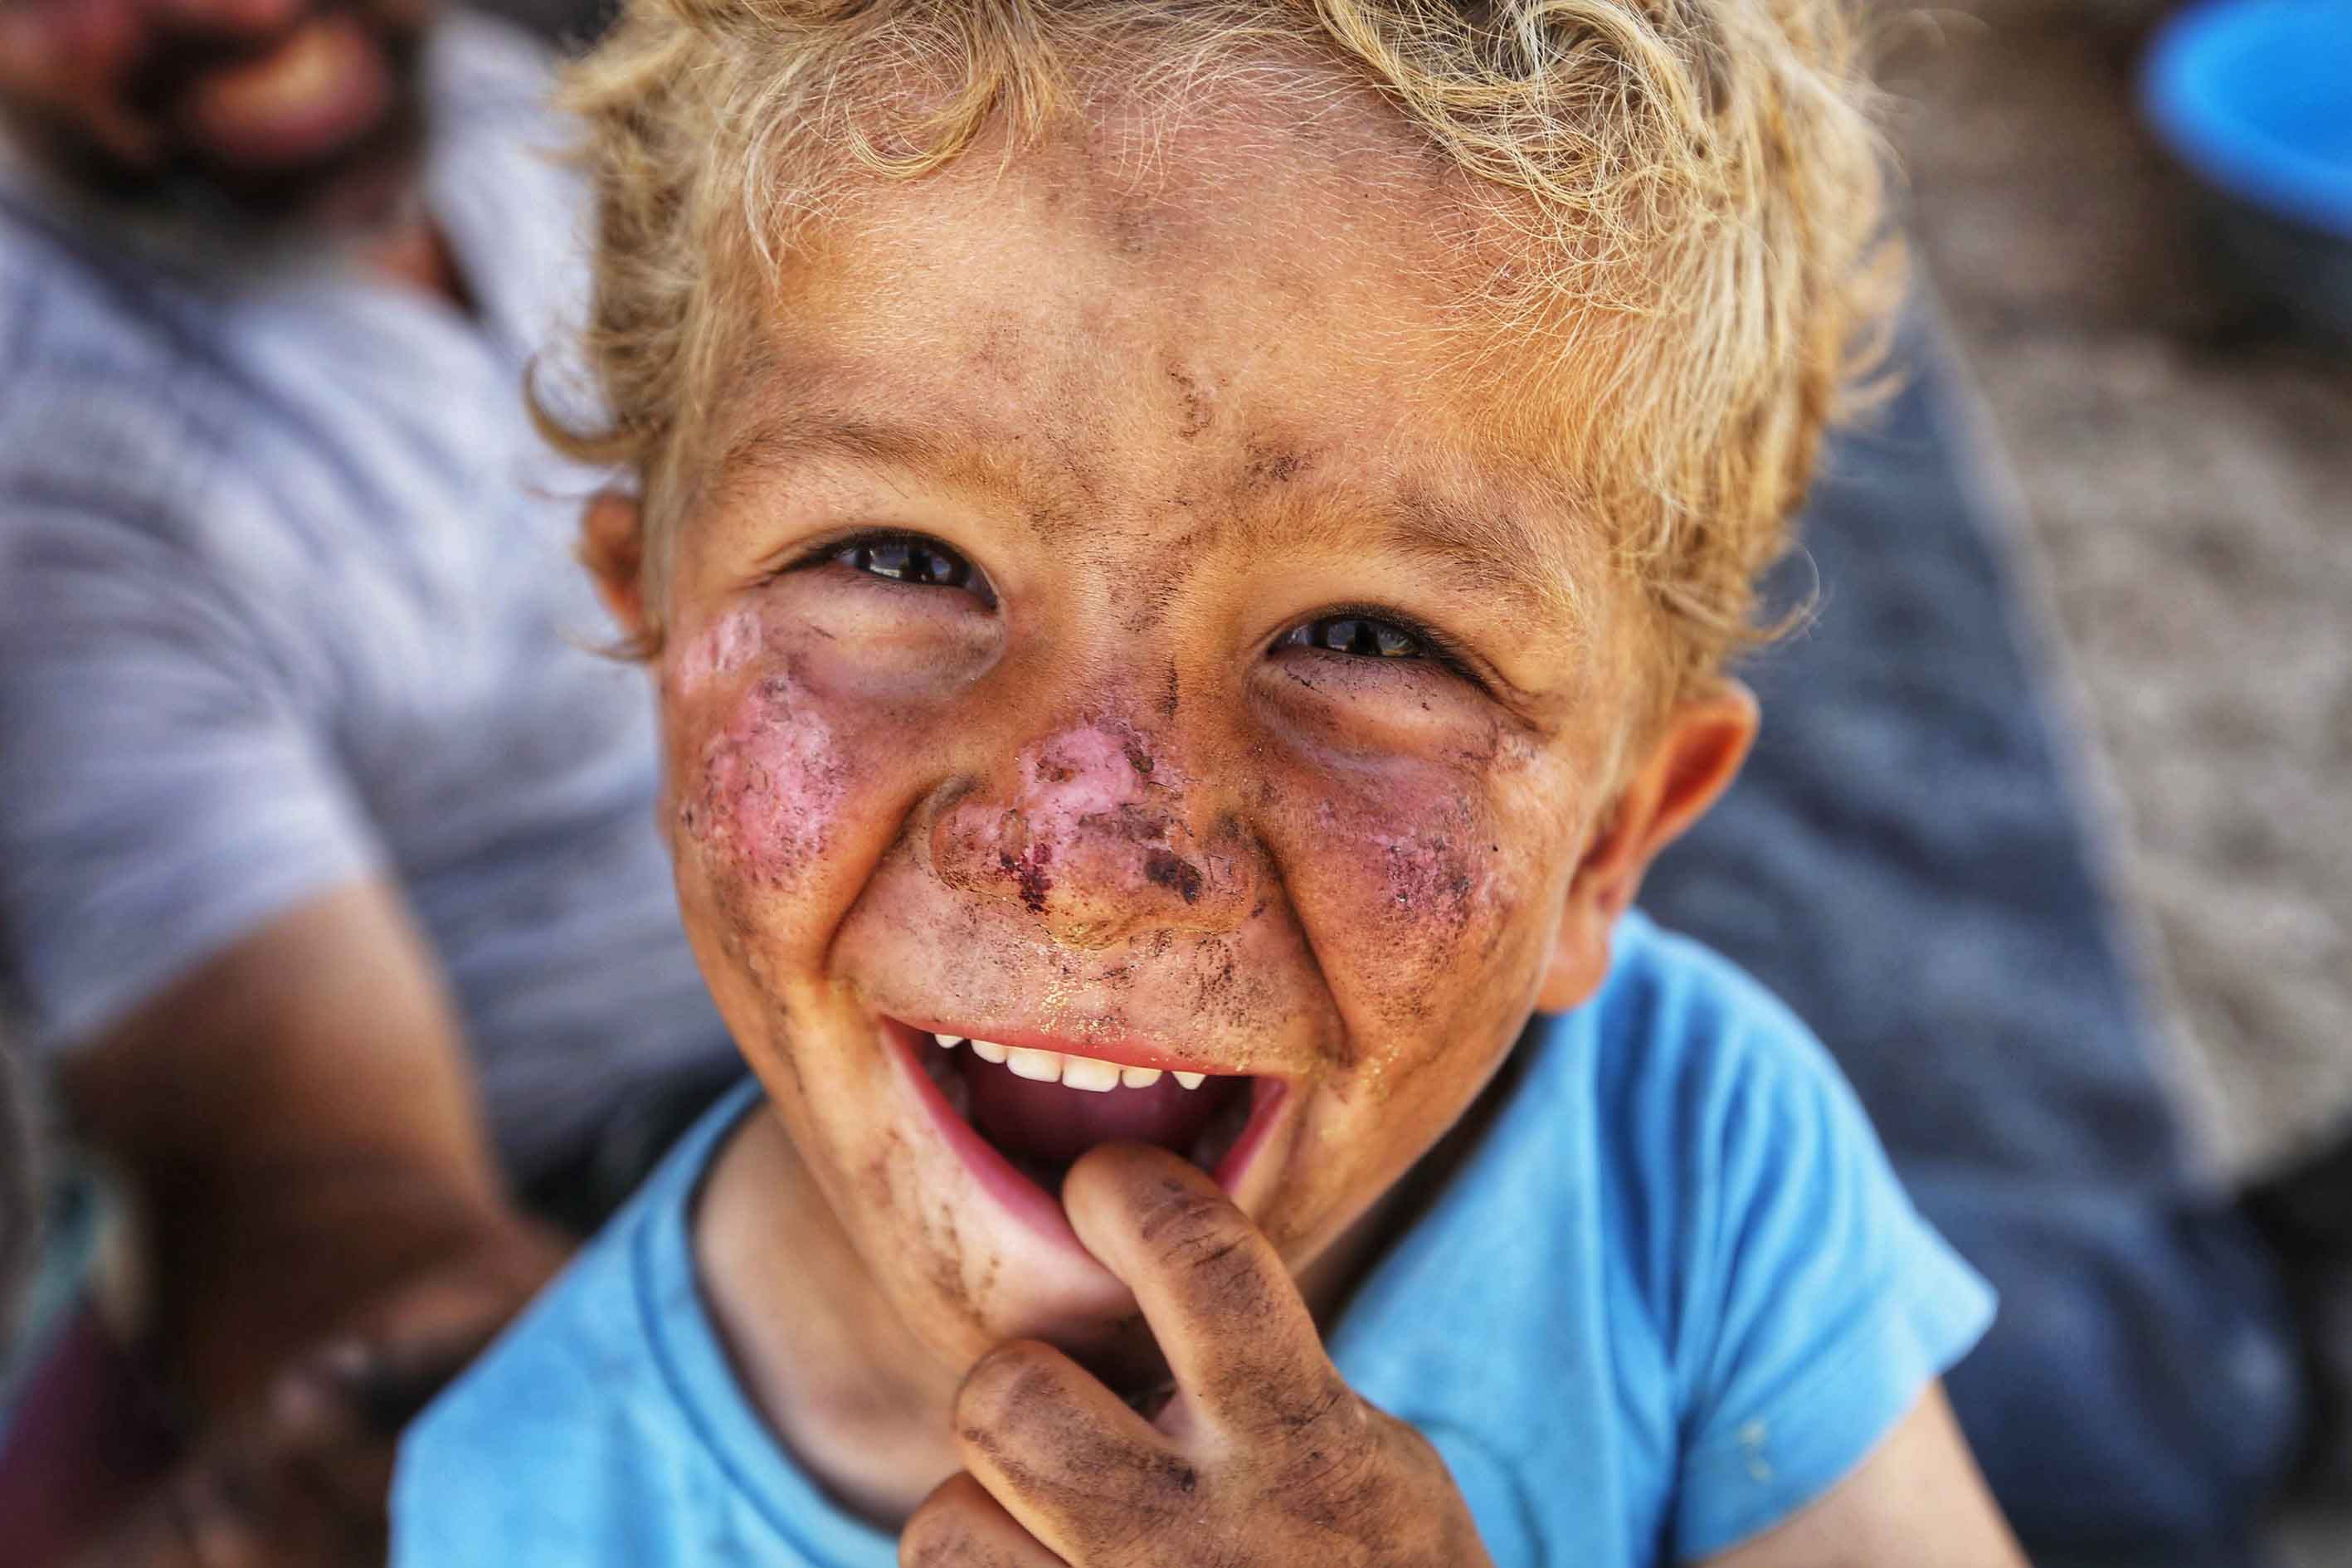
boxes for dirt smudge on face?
[859,1118,1009,1350]
[1240,436,1312,490]
[1143,847,1205,903]
[679,660,850,885]
[1289,781,1524,1059]
[931,717,1263,946]
[1106,196,1161,258]
[998,839,1055,913]
[1166,363,1215,439]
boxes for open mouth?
[888,1018,1283,1231]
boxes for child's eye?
[833,533,976,589]
[1275,615,1425,660]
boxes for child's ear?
[1536,679,1759,1012]
[578,490,649,647]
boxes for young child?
[393,0,2028,1561]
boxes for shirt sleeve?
[1668,1003,1998,1561]
[0,494,383,1053]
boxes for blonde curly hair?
[545,0,1897,696]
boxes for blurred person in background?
[0,0,741,1556]
[1,1036,34,1353]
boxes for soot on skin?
[930,719,1250,947]
[1166,363,1217,439]
[665,517,1573,1386]
[659,91,1630,1407]
[1144,848,1206,904]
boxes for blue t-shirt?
[392,913,1993,1566]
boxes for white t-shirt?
[0,12,732,1180]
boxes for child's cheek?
[674,671,847,883]
[660,603,922,904]
[1281,745,1577,1078]
[660,609,840,885]
[1326,790,1526,1025]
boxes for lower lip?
[884,1020,1287,1252]
[180,15,394,172]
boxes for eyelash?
[792,532,1476,684]
[786,529,997,606]
[1274,613,1423,661]
[1271,603,1483,685]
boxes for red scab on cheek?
[670,605,762,692]
[1313,794,1518,1033]
[1376,824,1494,942]
[678,663,850,885]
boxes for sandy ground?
[2284,1509,2352,1568]
[1882,0,2352,1185]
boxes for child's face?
[626,105,1721,1368]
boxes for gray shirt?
[0,13,733,1181]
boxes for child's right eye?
[832,533,977,589]
[1275,616,1425,660]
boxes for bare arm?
[1700,1384,2028,1568]
[61,877,560,1415]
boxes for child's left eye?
[1275,616,1425,660]
[833,533,976,588]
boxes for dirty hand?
[66,1216,567,1568]
[900,1146,1493,1568]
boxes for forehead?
[705,84,1609,650]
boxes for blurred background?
[1879,0,2349,1186]
[0,0,2344,1561]
[1868,3,2352,1552]
[1863,6,2342,1551]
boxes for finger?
[952,1338,1195,1565]
[66,1427,380,1568]
[898,1471,1069,1568]
[257,1404,398,1558]
[330,1227,565,1391]
[65,1464,256,1568]
[192,1363,403,1564]
[1062,1143,1342,1438]
[272,1330,480,1441]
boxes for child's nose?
[928,719,1259,948]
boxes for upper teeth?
[933,1032,1208,1093]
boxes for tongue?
[964,1054,1235,1167]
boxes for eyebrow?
[1367,487,1594,653]
[709,403,981,505]
[708,404,1593,650]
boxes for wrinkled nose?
[929,720,1258,948]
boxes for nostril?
[929,720,1259,940]
[933,796,1251,940]
[1142,848,1206,905]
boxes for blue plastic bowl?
[2142,0,2352,337]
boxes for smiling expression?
[640,99,1656,1370]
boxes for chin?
[888,1226,1184,1400]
